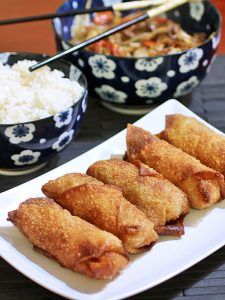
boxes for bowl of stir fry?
[53,0,221,113]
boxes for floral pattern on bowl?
[53,0,221,106]
[174,76,199,97]
[0,52,88,170]
[11,150,41,166]
[135,58,164,72]
[178,48,203,73]
[52,129,75,152]
[54,108,73,128]
[5,123,35,144]
[190,1,205,21]
[88,55,116,79]
[95,85,127,104]
[135,77,168,98]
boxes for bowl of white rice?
[0,52,88,175]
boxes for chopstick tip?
[29,62,42,72]
[29,66,35,72]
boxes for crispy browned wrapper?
[155,216,185,236]
[7,198,129,280]
[160,114,225,177]
[87,159,189,228]
[42,173,103,199]
[126,124,225,209]
[57,183,158,253]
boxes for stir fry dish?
[70,11,206,57]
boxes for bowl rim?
[52,0,222,61]
[0,51,88,127]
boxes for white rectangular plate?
[1,99,225,300]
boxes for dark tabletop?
[1,56,225,300]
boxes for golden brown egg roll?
[87,159,189,228]
[7,198,129,280]
[57,183,158,253]
[42,173,103,199]
[126,124,225,209]
[160,114,225,177]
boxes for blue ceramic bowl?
[0,52,88,172]
[53,0,221,109]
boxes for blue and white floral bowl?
[0,52,88,174]
[52,0,221,112]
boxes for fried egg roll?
[57,183,158,253]
[42,173,103,199]
[160,114,225,177]
[8,198,129,280]
[87,159,189,228]
[126,124,225,209]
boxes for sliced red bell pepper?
[108,43,121,56]
[142,40,156,47]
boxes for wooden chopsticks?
[29,0,191,72]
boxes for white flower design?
[11,150,41,166]
[88,55,116,79]
[190,1,205,21]
[178,48,203,73]
[174,76,199,97]
[135,77,167,98]
[135,57,163,72]
[95,85,127,103]
[5,124,35,144]
[212,33,221,50]
[52,130,74,152]
[0,52,10,64]
[54,108,73,128]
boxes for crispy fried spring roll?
[87,159,189,228]
[57,183,158,253]
[160,114,225,177]
[126,124,225,209]
[8,198,128,280]
[42,173,103,199]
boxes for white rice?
[0,60,84,124]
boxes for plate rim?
[1,98,225,300]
